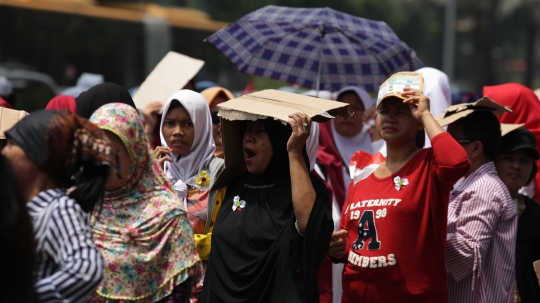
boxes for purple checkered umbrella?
[207,5,424,93]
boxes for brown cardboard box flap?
[211,89,349,191]
[133,51,204,112]
[501,123,525,136]
[0,107,28,139]
[435,97,512,127]
[217,89,350,123]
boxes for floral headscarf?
[89,103,200,302]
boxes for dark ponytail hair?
[67,163,109,213]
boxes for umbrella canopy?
[207,5,424,92]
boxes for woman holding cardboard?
[201,112,334,303]
[328,72,470,302]
[154,89,224,302]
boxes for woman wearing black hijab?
[201,113,334,303]
[76,82,137,119]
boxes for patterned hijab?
[89,103,200,302]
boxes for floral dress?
[88,103,201,303]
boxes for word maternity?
[345,197,402,268]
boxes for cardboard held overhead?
[217,89,351,123]
[211,89,350,191]
[501,123,525,136]
[377,72,423,106]
[0,107,28,139]
[133,51,204,112]
[435,97,512,127]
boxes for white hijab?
[306,122,320,171]
[333,86,374,166]
[416,67,452,119]
[417,67,451,148]
[159,90,216,198]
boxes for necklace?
[243,184,274,189]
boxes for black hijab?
[75,82,136,119]
[202,118,332,303]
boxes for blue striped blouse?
[27,189,104,303]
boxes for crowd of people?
[0,66,539,303]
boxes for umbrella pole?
[316,27,326,97]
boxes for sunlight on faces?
[333,92,366,137]
[1,138,41,189]
[376,97,422,145]
[103,130,131,190]
[162,101,195,156]
[243,121,273,175]
[495,150,535,194]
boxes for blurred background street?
[1,0,538,111]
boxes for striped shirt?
[446,162,517,303]
[27,189,104,303]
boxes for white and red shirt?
[337,133,470,303]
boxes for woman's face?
[210,95,229,150]
[103,131,131,190]
[243,121,273,175]
[1,138,40,189]
[333,92,365,137]
[162,102,195,155]
[376,97,422,144]
[495,149,534,194]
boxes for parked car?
[0,64,59,112]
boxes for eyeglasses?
[211,112,220,125]
[454,139,474,144]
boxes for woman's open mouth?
[244,147,256,162]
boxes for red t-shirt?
[338,132,470,303]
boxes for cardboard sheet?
[377,71,423,105]
[0,107,28,139]
[218,89,350,124]
[501,123,524,136]
[133,51,204,112]
[435,97,512,127]
[212,89,350,190]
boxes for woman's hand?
[287,112,311,155]
[142,101,163,135]
[328,230,348,259]
[153,146,172,169]
[362,105,377,123]
[400,87,445,140]
[399,88,431,122]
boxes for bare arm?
[287,112,316,234]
